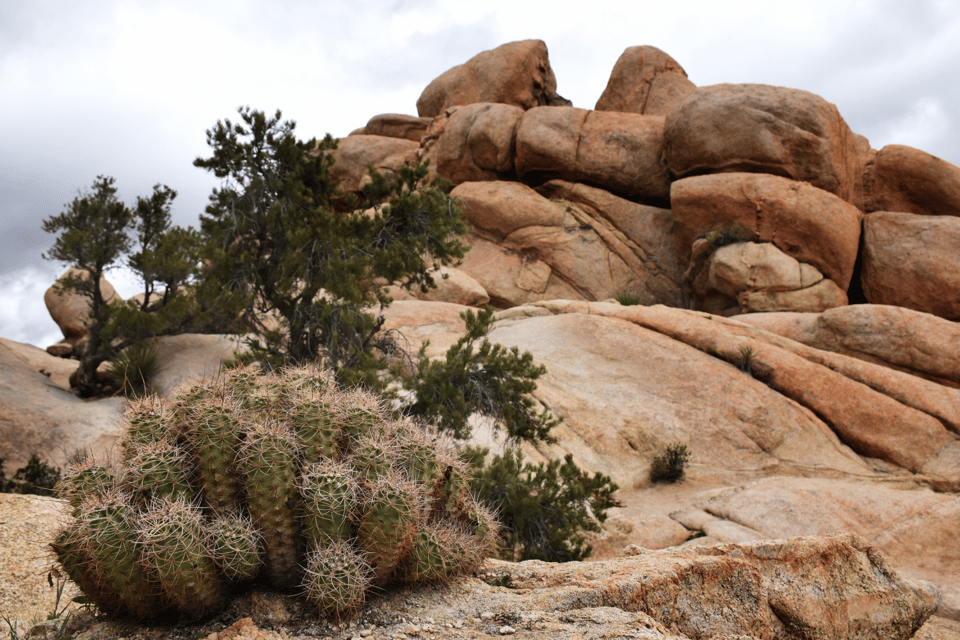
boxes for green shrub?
[614,290,643,306]
[51,364,498,622]
[465,446,618,562]
[737,345,756,373]
[0,454,62,497]
[650,443,691,483]
[703,223,750,249]
[107,340,159,397]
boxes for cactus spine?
[52,364,499,622]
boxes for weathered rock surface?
[453,181,680,307]
[687,477,960,621]
[595,45,696,116]
[419,102,525,184]
[328,134,418,192]
[149,334,244,399]
[733,304,960,387]
[359,113,432,143]
[43,268,119,346]
[861,211,960,320]
[671,172,863,290]
[865,144,960,217]
[383,266,490,308]
[417,40,569,118]
[515,106,671,200]
[694,241,847,315]
[0,339,123,472]
[664,83,868,206]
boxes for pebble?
[479,612,495,621]
[499,626,516,635]
[361,630,374,637]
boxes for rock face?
[43,268,119,346]
[664,83,868,206]
[671,172,863,291]
[360,113,432,143]
[861,211,960,320]
[514,106,671,200]
[595,45,696,116]
[865,144,960,217]
[694,241,847,315]
[419,102,525,184]
[328,134,418,192]
[416,40,569,118]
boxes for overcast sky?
[3,0,959,348]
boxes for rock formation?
[9,38,960,635]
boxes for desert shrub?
[107,340,159,397]
[650,443,691,483]
[465,446,618,562]
[703,223,750,249]
[614,290,643,306]
[51,364,498,622]
[737,345,756,373]
[0,454,62,496]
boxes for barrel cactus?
[52,364,499,621]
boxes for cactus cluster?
[52,365,499,621]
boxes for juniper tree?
[193,107,470,386]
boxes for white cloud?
[0,267,66,348]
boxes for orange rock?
[420,103,524,185]
[664,83,867,205]
[594,45,696,116]
[416,40,569,118]
[861,211,960,320]
[328,135,418,193]
[360,113,432,143]
[515,106,671,200]
[43,268,120,346]
[865,144,960,217]
[671,172,862,290]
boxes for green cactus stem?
[302,540,371,621]
[299,461,357,547]
[208,513,262,583]
[356,477,421,583]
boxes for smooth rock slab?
[595,45,696,116]
[865,144,960,217]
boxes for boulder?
[380,299,471,361]
[664,83,868,206]
[416,40,569,118]
[359,113,432,143]
[485,309,875,489]
[0,339,123,472]
[43,268,119,346]
[671,172,863,290]
[733,304,960,387]
[415,265,489,307]
[861,211,960,320]
[514,106,671,200]
[594,45,696,116]
[328,135,418,192]
[149,334,245,399]
[690,476,960,620]
[452,181,675,307]
[865,144,960,217]
[695,241,847,314]
[419,103,524,184]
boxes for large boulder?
[328,135,418,193]
[0,339,123,472]
[671,172,863,291]
[733,304,960,388]
[686,477,960,620]
[694,241,847,315]
[861,211,960,320]
[514,106,671,200]
[594,45,696,116]
[452,181,677,307]
[358,113,432,143]
[149,334,245,399]
[43,268,119,346]
[864,144,960,217]
[416,40,569,118]
[419,103,524,184]
[664,83,869,206]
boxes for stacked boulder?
[338,39,960,321]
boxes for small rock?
[361,630,373,637]
[479,612,495,621]
[499,626,516,635]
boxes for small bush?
[703,223,750,249]
[614,290,643,306]
[650,443,691,483]
[107,340,159,396]
[466,446,619,562]
[0,454,62,496]
[737,345,756,373]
